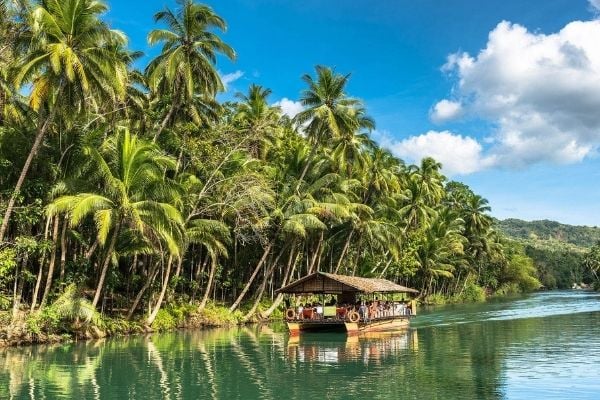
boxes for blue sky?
[105,0,600,226]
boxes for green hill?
[494,218,597,289]
[495,218,600,248]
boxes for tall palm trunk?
[262,246,299,318]
[294,144,318,194]
[31,216,52,311]
[85,238,99,258]
[242,244,288,320]
[12,254,28,321]
[0,106,58,242]
[307,232,324,274]
[198,256,217,312]
[378,255,394,279]
[146,255,174,326]
[92,221,121,309]
[127,260,159,319]
[351,235,363,276]
[334,229,354,274]
[59,218,68,281]
[242,261,278,322]
[174,255,183,278]
[153,102,178,142]
[39,216,60,309]
[229,229,280,312]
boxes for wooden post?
[411,299,417,316]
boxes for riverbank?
[0,284,553,348]
[0,301,256,348]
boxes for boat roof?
[276,271,419,295]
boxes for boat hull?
[287,317,410,336]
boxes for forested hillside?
[495,219,598,289]
[496,218,600,248]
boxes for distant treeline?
[495,218,599,289]
[496,218,600,248]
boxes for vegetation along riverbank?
[0,0,598,347]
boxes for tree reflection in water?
[2,294,600,400]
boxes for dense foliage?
[495,218,598,289]
[0,0,541,332]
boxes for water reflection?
[286,330,418,365]
[0,291,599,399]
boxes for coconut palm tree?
[48,128,183,309]
[0,0,127,242]
[234,84,282,160]
[294,66,373,143]
[399,176,436,230]
[146,0,235,141]
[415,209,465,296]
[292,66,374,186]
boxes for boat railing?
[286,302,413,323]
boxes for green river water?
[1,290,599,399]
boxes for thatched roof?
[276,272,419,295]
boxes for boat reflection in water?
[285,329,418,365]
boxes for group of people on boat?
[288,299,412,322]
[358,300,412,321]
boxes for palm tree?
[48,128,183,309]
[399,176,436,230]
[187,218,231,312]
[294,66,372,142]
[415,157,445,206]
[234,84,282,159]
[0,0,127,242]
[463,195,492,238]
[292,66,374,185]
[415,209,465,296]
[0,1,29,125]
[146,0,235,141]
[362,147,402,203]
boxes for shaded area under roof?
[276,271,419,295]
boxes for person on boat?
[369,301,378,319]
[315,303,323,319]
[359,301,369,322]
[393,301,404,316]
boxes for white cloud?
[273,98,304,118]
[590,0,600,12]
[430,99,463,123]
[374,130,495,176]
[440,19,600,168]
[220,70,244,90]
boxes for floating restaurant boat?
[277,271,419,336]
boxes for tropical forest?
[0,0,597,346]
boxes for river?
[1,290,599,399]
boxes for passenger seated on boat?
[336,306,347,319]
[302,305,314,319]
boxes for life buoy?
[285,308,296,320]
[348,311,360,323]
